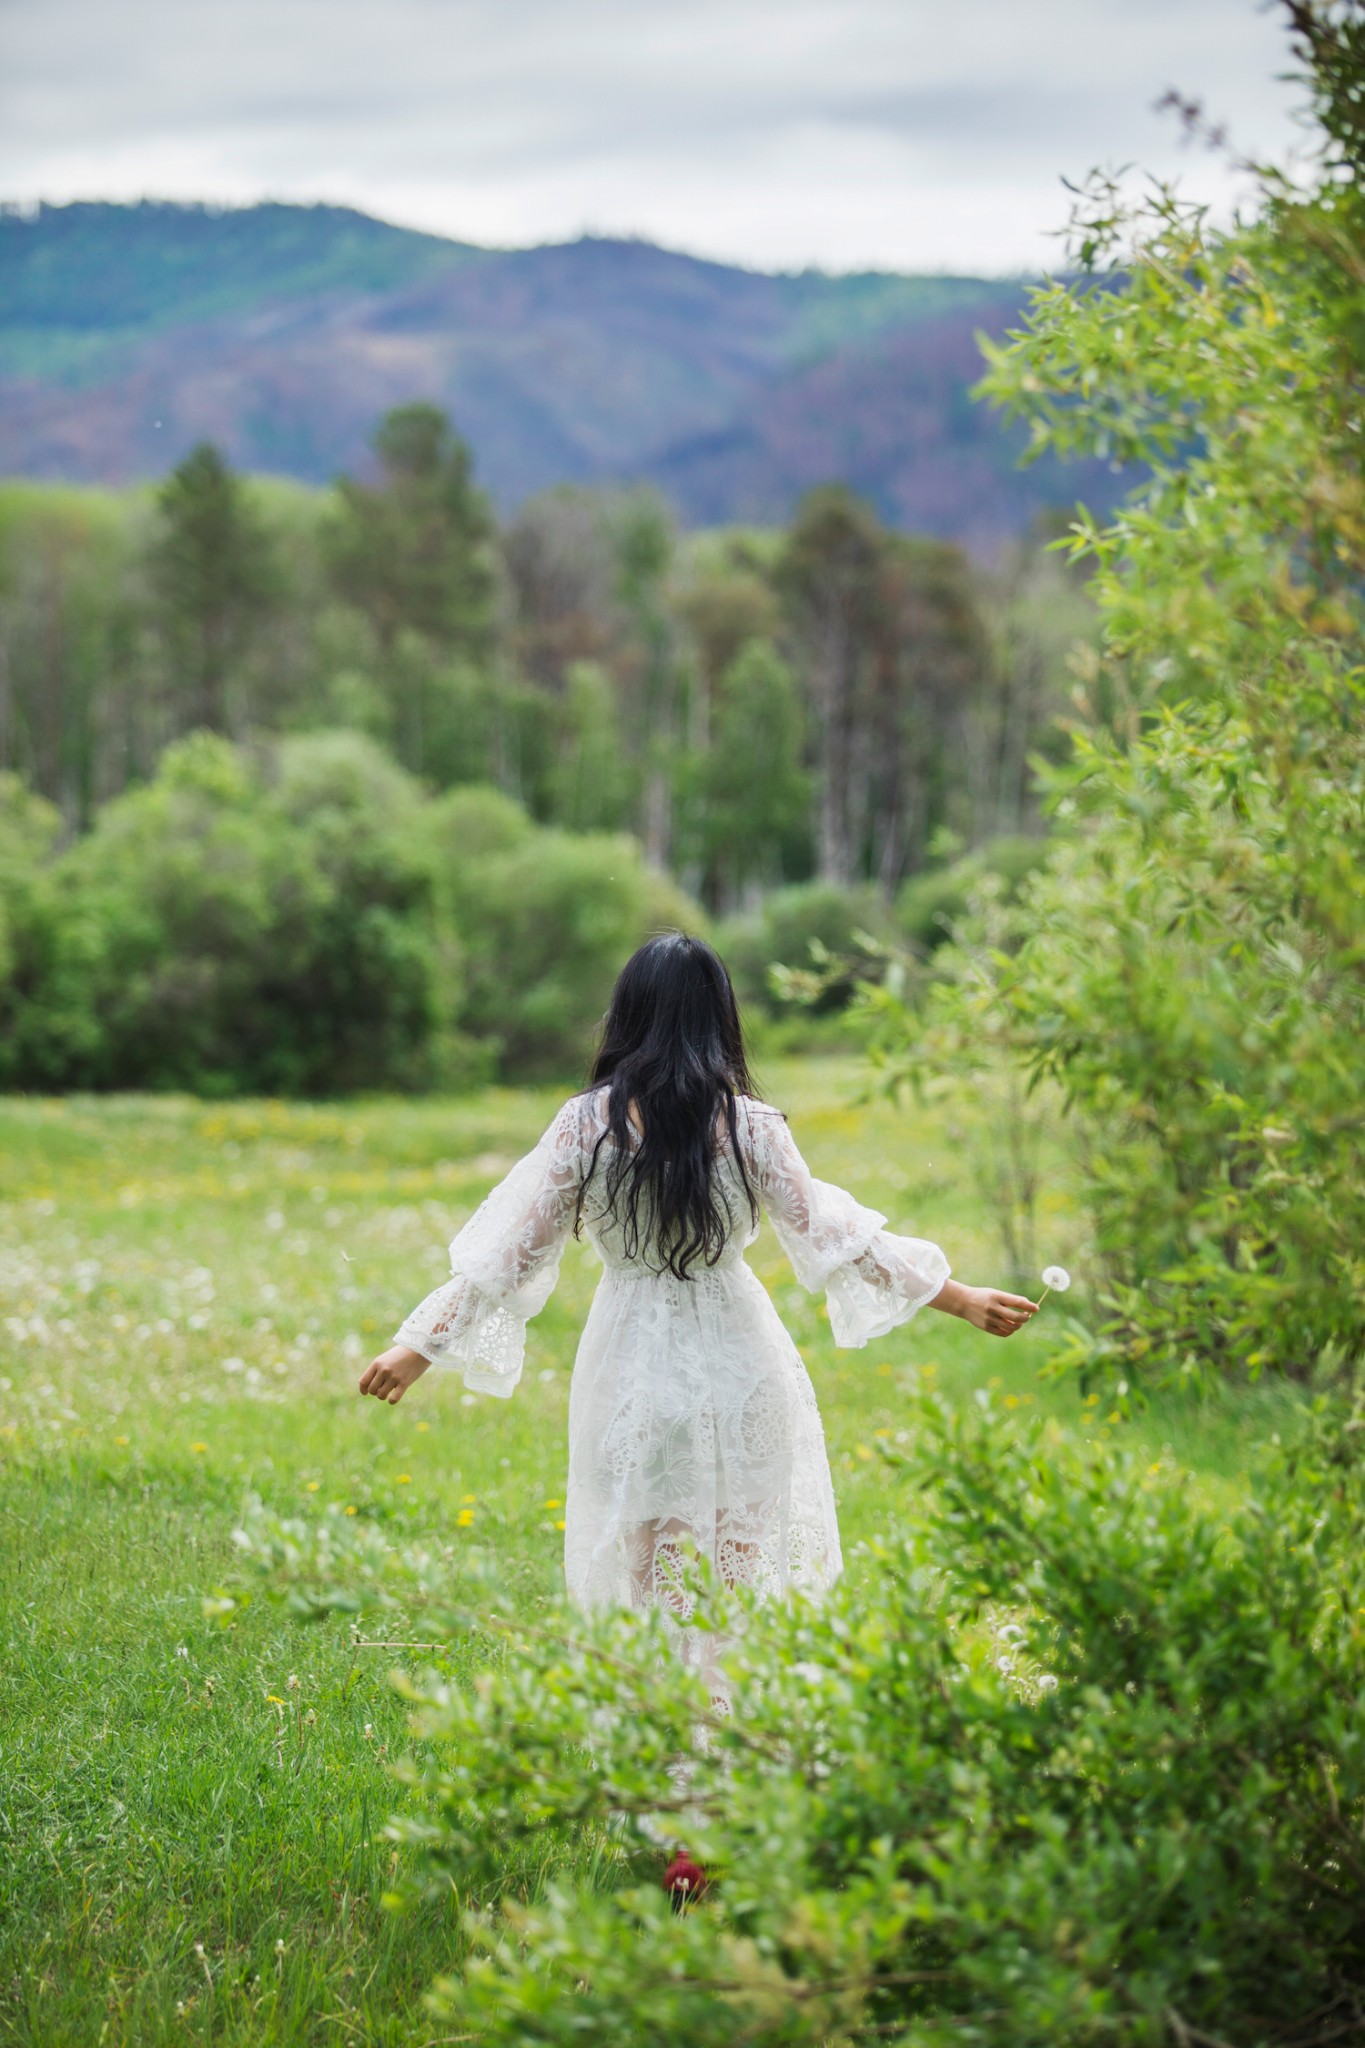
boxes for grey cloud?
[0,0,1306,271]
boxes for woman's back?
[577,1083,774,1276]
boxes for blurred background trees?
[0,390,1094,1094]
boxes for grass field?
[0,1060,1303,2046]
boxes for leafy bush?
[441,812,702,1078]
[895,833,1050,955]
[0,742,708,1093]
[230,1389,1363,2046]
[716,880,900,1014]
[956,108,1365,1385]
[0,772,67,1087]
[7,730,463,1096]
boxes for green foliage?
[148,441,280,734]
[232,1389,1364,2046]
[326,403,497,672]
[543,662,640,833]
[0,719,708,1094]
[0,773,64,1085]
[894,833,1050,954]
[716,880,900,1015]
[442,816,703,1078]
[0,433,1078,952]
[5,731,460,1097]
[956,35,1365,1388]
[682,640,810,902]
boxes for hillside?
[0,200,1127,548]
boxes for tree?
[609,491,685,870]
[777,486,884,887]
[502,486,621,692]
[778,492,998,890]
[327,404,498,776]
[147,442,276,735]
[864,534,995,886]
[958,2,1365,1387]
[688,641,809,911]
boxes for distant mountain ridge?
[0,200,1126,550]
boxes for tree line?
[0,408,1091,916]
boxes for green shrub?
[895,834,1051,955]
[0,772,68,1087]
[444,818,703,1078]
[10,730,462,1096]
[231,1389,1361,2046]
[716,881,900,1014]
[970,165,1365,1389]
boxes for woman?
[360,932,1037,1619]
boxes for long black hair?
[578,932,760,1280]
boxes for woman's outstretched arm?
[360,1095,589,1405]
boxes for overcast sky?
[0,0,1311,274]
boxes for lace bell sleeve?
[747,1105,951,1348]
[390,1096,587,1398]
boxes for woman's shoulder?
[732,1094,787,1157]
[544,1086,610,1142]
[735,1093,784,1122]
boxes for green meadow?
[0,1060,1301,2046]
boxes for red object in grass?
[663,1852,710,1906]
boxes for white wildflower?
[1041,1266,1071,1292]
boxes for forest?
[0,425,1091,1090]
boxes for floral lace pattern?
[392,1089,950,1617]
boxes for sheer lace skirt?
[564,1259,842,1629]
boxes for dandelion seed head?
[1041,1265,1071,1292]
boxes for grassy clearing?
[0,1060,1302,2045]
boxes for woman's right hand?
[359,1345,431,1403]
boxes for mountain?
[0,200,1126,550]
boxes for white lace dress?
[391,1088,950,1613]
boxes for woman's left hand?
[359,1345,431,1403]
[930,1278,1039,1336]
